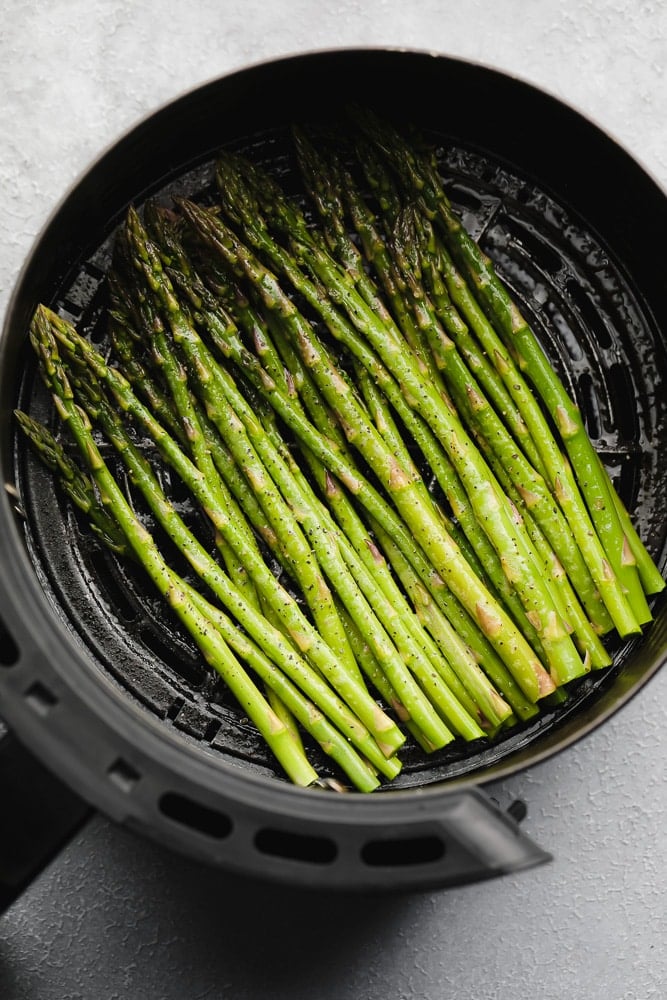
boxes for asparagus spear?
[181,180,585,693]
[469,410,610,667]
[27,311,323,789]
[216,274,515,728]
[188,264,528,727]
[111,309,272,613]
[42,304,405,764]
[290,144,541,632]
[137,211,490,746]
[434,198,655,616]
[353,108,657,631]
[262,416,489,740]
[376,209,609,668]
[190,195,574,699]
[273,146,504,599]
[17,401,385,791]
[308,161,584,653]
[127,229,365,689]
[598,451,665,596]
[180,256,507,701]
[14,410,128,556]
[370,518,531,726]
[349,135,545,474]
[164,213,548,723]
[434,225,652,630]
[282,242,588,680]
[337,605,438,752]
[244,265,551,699]
[25,304,290,745]
[204,289,499,734]
[130,205,474,747]
[413,219,614,632]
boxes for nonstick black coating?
[1,50,666,887]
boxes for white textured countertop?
[1,3,665,999]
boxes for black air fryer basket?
[1,49,666,899]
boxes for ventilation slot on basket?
[0,613,19,667]
[564,278,613,350]
[88,550,141,624]
[361,834,445,867]
[24,681,59,716]
[576,371,603,441]
[254,827,337,865]
[450,185,484,213]
[507,218,563,276]
[617,456,641,511]
[608,362,639,442]
[166,696,185,721]
[107,757,141,793]
[159,792,232,839]
[140,628,206,689]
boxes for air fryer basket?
[1,50,666,894]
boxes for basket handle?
[0,719,92,914]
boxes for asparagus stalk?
[14,410,128,556]
[179,198,560,701]
[467,407,610,668]
[284,239,587,681]
[27,312,322,788]
[263,416,488,740]
[185,264,498,693]
[240,164,483,592]
[130,206,472,748]
[314,167,561,648]
[336,605,442,753]
[207,289,499,734]
[413,216,547,474]
[225,283,516,728]
[292,147,532,604]
[131,250,363,688]
[110,269,343,722]
[350,363,513,718]
[433,229,651,631]
[111,265,282,619]
[167,222,546,723]
[255,269,544,678]
[434,198,654,616]
[182,182,585,692]
[595,451,665,596]
[18,400,386,789]
[383,210,608,666]
[353,360,465,553]
[292,129,442,385]
[42,304,405,764]
[353,109,655,632]
[109,313,186,445]
[354,349,552,655]
[370,518,530,726]
[350,137,546,478]
[203,279,524,727]
[111,298,287,621]
[414,221,614,633]
[140,215,487,747]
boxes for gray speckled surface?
[1,2,666,998]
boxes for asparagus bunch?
[16,109,663,792]
[350,108,662,626]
